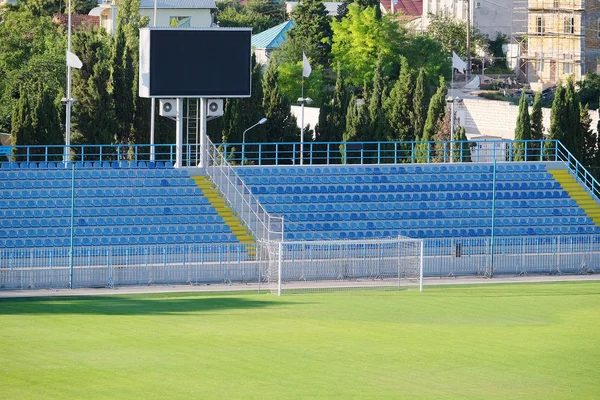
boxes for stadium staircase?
[191,175,256,255]
[549,169,600,226]
[237,162,600,241]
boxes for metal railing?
[218,139,558,165]
[555,141,600,203]
[1,234,597,290]
[205,136,284,242]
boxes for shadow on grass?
[0,294,287,316]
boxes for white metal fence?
[0,235,597,292]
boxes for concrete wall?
[459,98,599,139]
[139,9,212,28]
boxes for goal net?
[257,237,423,295]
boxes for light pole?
[297,97,312,165]
[446,96,460,162]
[242,117,267,165]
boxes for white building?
[89,0,216,35]
[421,0,512,39]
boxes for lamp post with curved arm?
[242,117,267,165]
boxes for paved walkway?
[0,274,598,299]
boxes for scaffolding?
[511,0,582,85]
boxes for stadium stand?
[0,161,249,248]
[236,162,600,241]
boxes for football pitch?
[1,281,599,399]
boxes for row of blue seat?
[0,179,197,191]
[0,196,209,209]
[1,215,226,229]
[285,215,592,231]
[237,163,545,177]
[0,187,203,199]
[0,223,233,238]
[0,233,238,248]
[0,161,175,170]
[285,225,598,241]
[0,205,217,219]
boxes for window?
[553,0,559,7]
[536,16,545,34]
[564,62,573,74]
[564,17,574,34]
[169,16,191,28]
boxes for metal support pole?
[277,241,282,296]
[199,98,207,168]
[490,159,497,277]
[64,0,73,163]
[175,98,183,168]
[69,163,75,289]
[419,240,424,292]
[450,100,455,162]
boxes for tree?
[426,14,487,59]
[276,61,326,106]
[530,91,544,161]
[261,57,299,144]
[400,35,451,86]
[513,90,531,161]
[581,104,598,168]
[215,0,284,33]
[415,77,446,162]
[22,0,97,16]
[368,53,388,140]
[547,83,566,159]
[71,26,116,150]
[278,0,332,68]
[563,76,583,160]
[453,126,472,162]
[412,68,429,140]
[384,57,414,142]
[331,5,402,87]
[341,94,369,163]
[315,63,347,143]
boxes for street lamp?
[297,97,312,165]
[446,96,460,162]
[242,117,267,165]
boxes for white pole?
[64,0,72,163]
[175,98,183,168]
[149,0,157,162]
[450,100,455,162]
[300,75,304,166]
[419,240,424,292]
[199,98,207,168]
[277,241,282,296]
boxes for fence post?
[69,163,75,289]
[277,241,282,296]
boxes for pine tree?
[415,77,446,163]
[563,76,583,160]
[72,27,115,153]
[513,90,531,161]
[341,94,368,163]
[368,54,388,141]
[262,57,299,145]
[581,104,598,168]
[385,57,414,142]
[530,91,544,161]
[283,0,333,68]
[10,87,34,159]
[547,83,566,159]
[412,68,429,140]
[454,126,471,162]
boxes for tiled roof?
[251,20,295,50]
[139,0,216,9]
[52,14,100,28]
[380,0,422,15]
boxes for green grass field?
[1,281,599,399]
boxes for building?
[89,0,216,35]
[251,20,295,65]
[518,0,600,86]
[420,0,512,39]
[52,13,100,29]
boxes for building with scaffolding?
[513,0,600,85]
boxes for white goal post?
[258,237,424,295]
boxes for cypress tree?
[286,0,332,67]
[563,76,582,160]
[513,90,531,161]
[262,57,299,144]
[530,91,544,161]
[547,83,565,159]
[368,54,388,140]
[385,57,414,142]
[415,77,446,163]
[454,125,471,162]
[581,104,597,168]
[412,68,429,140]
